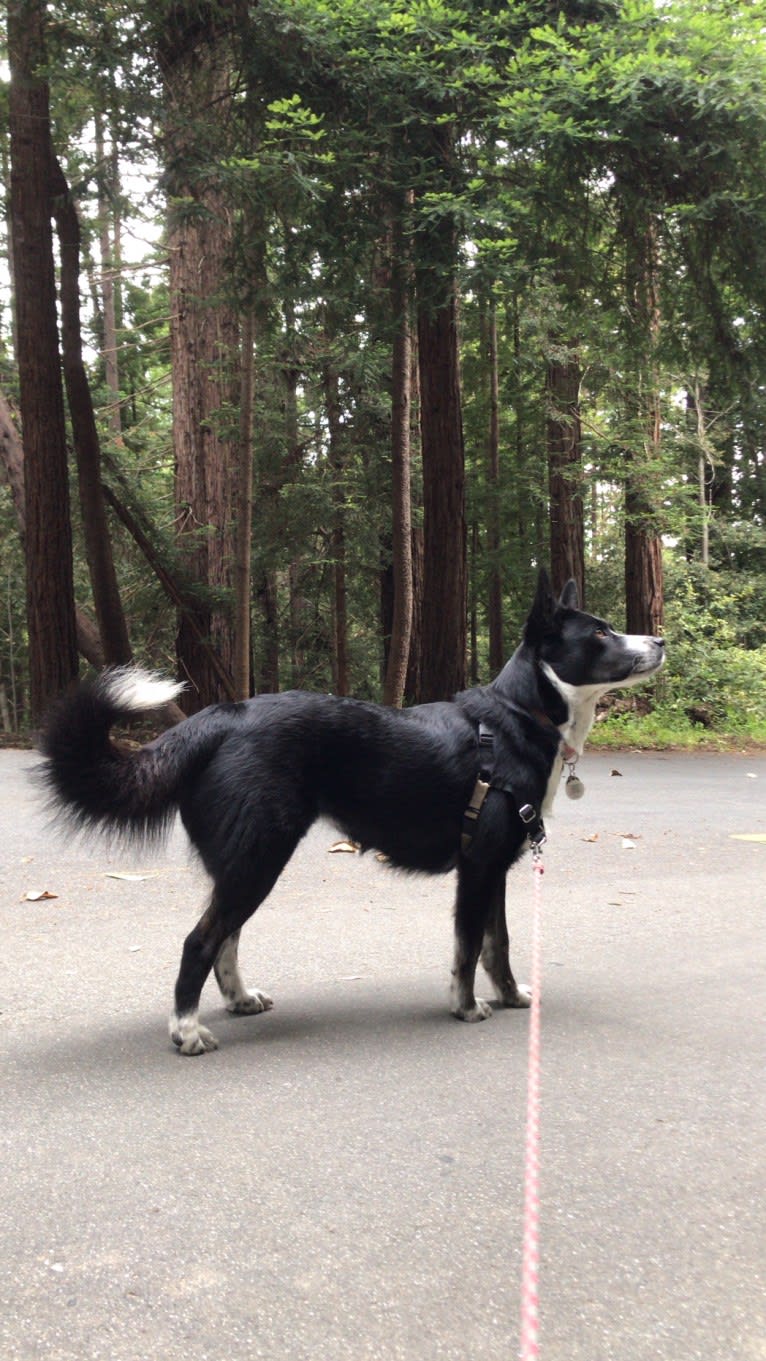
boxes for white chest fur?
[539,664,612,816]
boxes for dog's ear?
[559,578,579,610]
[524,567,557,643]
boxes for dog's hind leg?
[480,873,531,1009]
[214,930,274,1016]
[450,861,494,1022]
[170,878,278,1056]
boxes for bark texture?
[546,349,585,606]
[161,11,238,708]
[8,0,78,720]
[381,193,414,707]
[52,158,132,666]
[416,273,466,701]
[624,215,664,637]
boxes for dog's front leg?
[480,873,531,1009]
[450,860,494,1022]
[169,898,227,1055]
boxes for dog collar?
[527,706,577,762]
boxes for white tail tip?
[102,666,185,712]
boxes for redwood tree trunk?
[323,362,349,696]
[0,383,104,668]
[95,111,123,442]
[413,123,466,704]
[232,309,255,700]
[416,267,466,701]
[625,511,664,636]
[161,10,238,709]
[51,159,132,666]
[8,0,78,721]
[485,299,504,672]
[624,216,664,637]
[546,346,585,605]
[405,525,424,706]
[382,196,414,708]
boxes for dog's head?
[525,569,666,691]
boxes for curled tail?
[39,666,189,846]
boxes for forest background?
[1,0,766,744]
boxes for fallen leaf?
[582,833,599,842]
[621,838,637,850]
[22,889,58,902]
[730,833,766,843]
[610,768,623,777]
[329,840,359,854]
[105,871,156,882]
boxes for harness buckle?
[519,802,547,857]
[478,722,494,751]
[461,777,491,854]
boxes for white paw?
[178,1026,219,1056]
[170,1013,219,1056]
[452,997,493,1023]
[226,989,274,1016]
[512,984,532,1008]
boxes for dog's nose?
[652,637,665,649]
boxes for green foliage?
[592,556,766,746]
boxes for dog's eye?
[594,627,608,638]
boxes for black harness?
[460,719,549,859]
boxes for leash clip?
[519,802,546,860]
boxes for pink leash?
[519,853,545,1359]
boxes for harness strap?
[461,721,547,858]
[460,777,491,855]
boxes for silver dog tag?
[565,772,585,800]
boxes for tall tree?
[415,127,467,702]
[94,110,123,442]
[620,197,665,635]
[382,194,415,707]
[323,357,349,695]
[0,384,107,669]
[7,0,78,720]
[158,3,239,709]
[484,296,504,671]
[51,158,132,666]
[233,307,255,699]
[546,343,585,605]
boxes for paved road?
[1,746,764,1361]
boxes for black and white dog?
[39,570,664,1055]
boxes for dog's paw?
[495,983,532,1009]
[170,1013,219,1056]
[176,1026,219,1056]
[452,997,493,1023]
[509,984,532,1009]
[226,988,274,1016]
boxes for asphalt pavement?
[1,746,764,1361]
